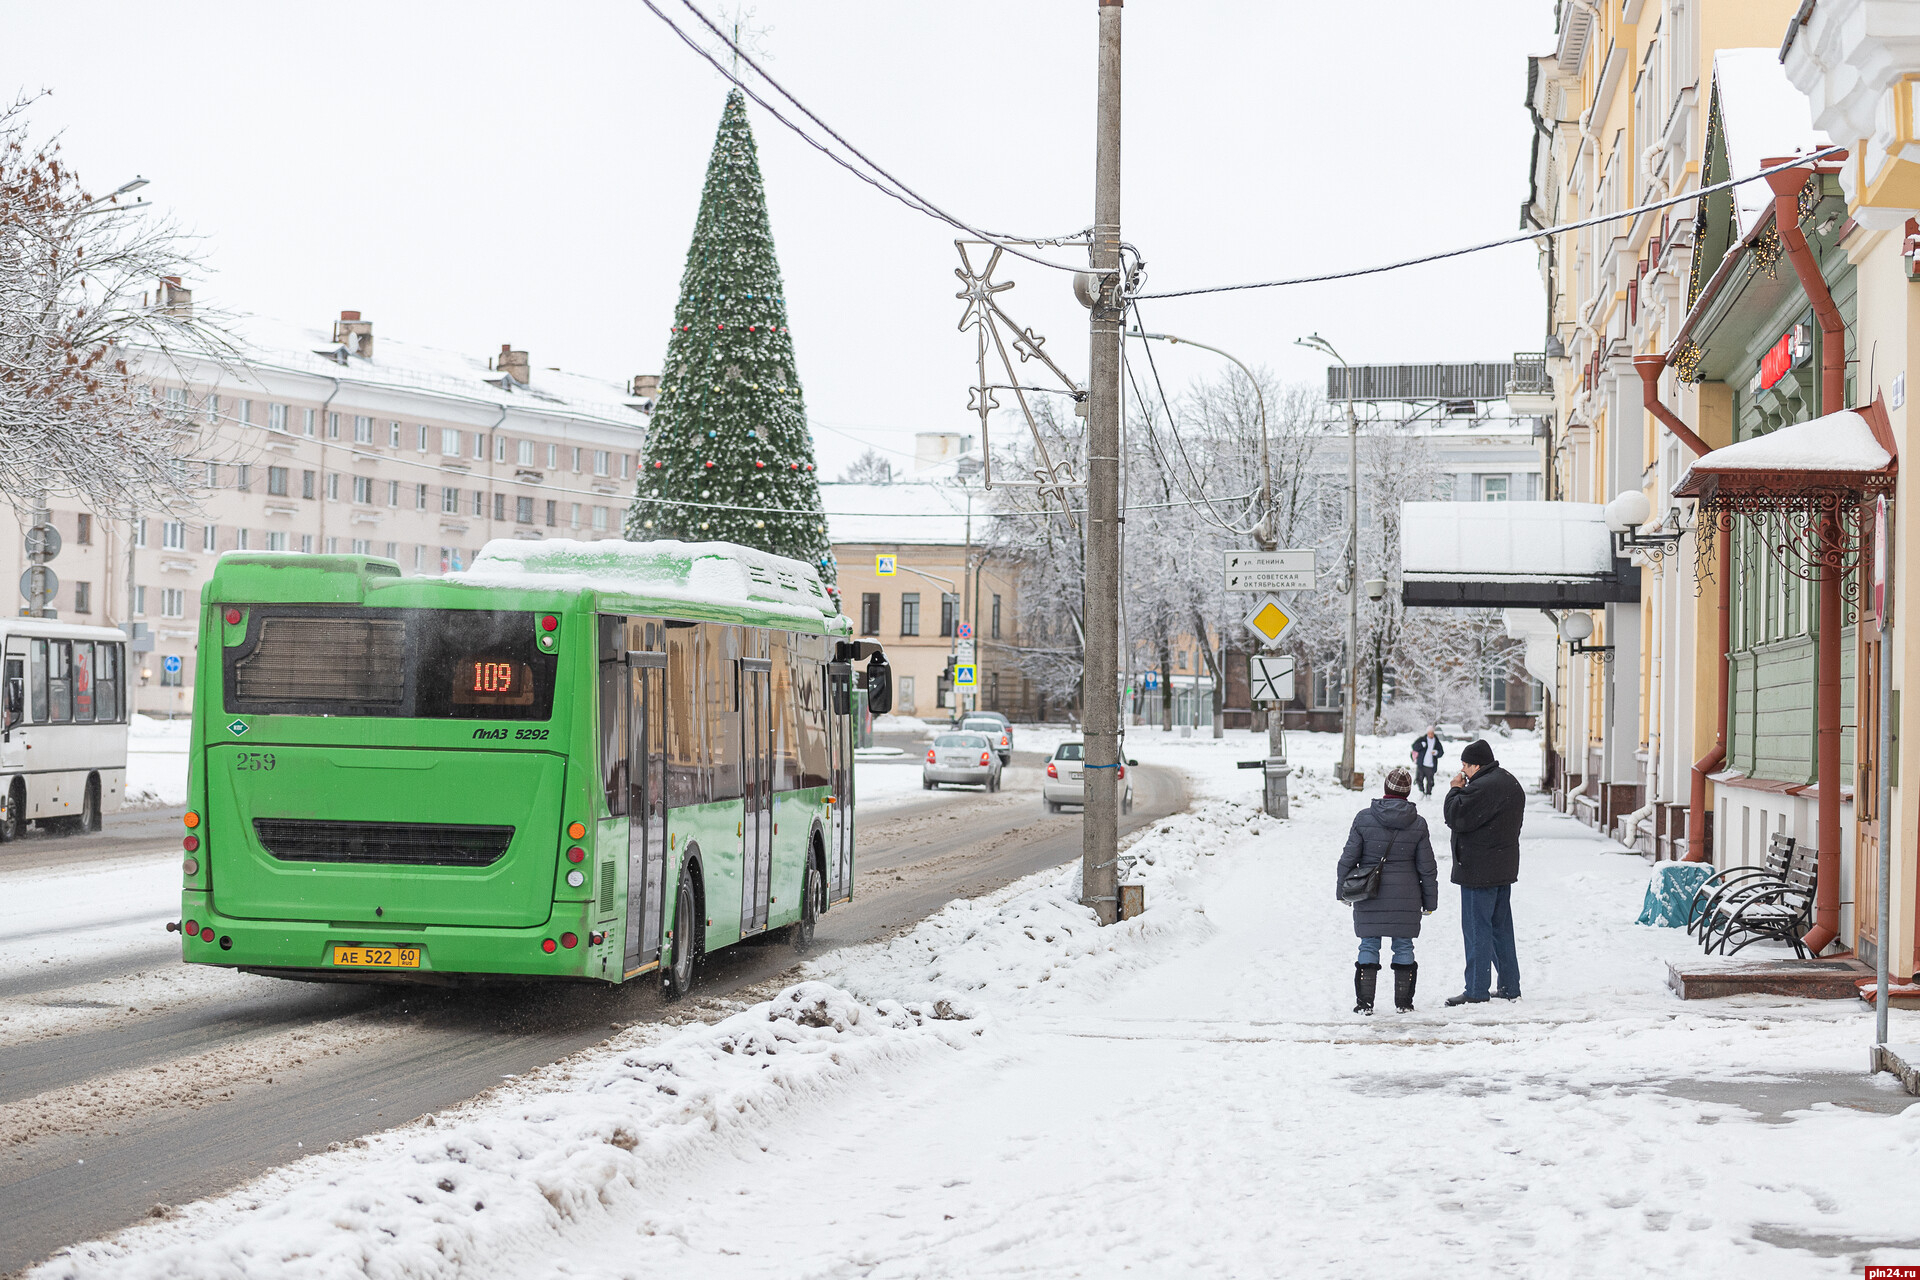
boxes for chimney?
[629,374,660,399]
[497,344,530,387]
[158,276,192,319]
[333,310,373,359]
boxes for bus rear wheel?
[663,870,701,1001]
[0,782,21,843]
[792,852,822,953]
[81,776,101,834]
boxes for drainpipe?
[1633,355,1723,863]
[1762,159,1845,954]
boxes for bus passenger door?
[739,658,774,934]
[625,651,667,973]
[827,662,854,902]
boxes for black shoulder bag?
[1339,835,1391,904]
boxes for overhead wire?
[639,0,1088,274]
[1138,146,1848,299]
[1126,300,1254,535]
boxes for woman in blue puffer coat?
[1335,766,1439,1014]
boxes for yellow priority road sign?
[1242,594,1295,647]
[876,554,897,576]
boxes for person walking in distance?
[1442,739,1526,1006]
[1336,766,1438,1014]
[1409,725,1445,797]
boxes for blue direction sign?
[163,655,182,675]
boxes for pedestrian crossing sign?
[1242,595,1295,647]
[876,554,897,576]
[953,663,977,687]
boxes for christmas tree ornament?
[626,90,834,594]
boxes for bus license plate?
[331,945,421,969]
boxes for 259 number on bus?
[234,752,277,771]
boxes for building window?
[417,424,429,452]
[300,534,313,553]
[417,483,429,510]
[515,496,534,524]
[898,675,916,714]
[327,474,340,501]
[940,593,958,637]
[161,588,185,618]
[269,403,288,432]
[570,502,582,528]
[547,443,558,469]
[236,464,251,493]
[1483,672,1509,712]
[991,594,1002,639]
[572,447,583,473]
[75,513,91,545]
[1480,474,1509,503]
[203,525,218,552]
[593,450,610,477]
[622,454,632,479]
[265,531,288,551]
[268,466,289,496]
[473,490,485,517]
[354,415,373,444]
[389,421,402,448]
[236,529,250,550]
[413,546,424,572]
[517,439,534,466]
[205,461,219,487]
[860,593,880,636]
[443,486,459,514]
[73,581,91,614]
[238,398,253,426]
[545,499,557,527]
[900,592,920,636]
[1312,668,1342,711]
[442,428,461,456]
[206,393,219,424]
[304,408,317,437]
[386,540,397,560]
[494,435,507,463]
[327,412,340,440]
[474,433,486,461]
[352,475,373,505]
[133,585,146,616]
[161,521,185,550]
[492,492,506,521]
[302,470,316,500]
[134,519,148,549]
[591,505,610,532]
[351,538,371,555]
[388,479,401,507]
[326,537,339,554]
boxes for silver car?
[1043,740,1133,814]
[923,731,1003,791]
[961,714,1014,763]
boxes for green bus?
[176,540,890,995]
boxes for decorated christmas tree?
[627,90,835,595]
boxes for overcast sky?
[6,1,1550,477]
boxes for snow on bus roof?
[455,538,839,622]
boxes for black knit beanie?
[1461,739,1495,768]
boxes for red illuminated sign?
[1758,324,1809,392]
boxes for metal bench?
[1685,832,1793,940]
[1704,844,1818,958]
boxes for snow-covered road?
[27,729,1920,1278]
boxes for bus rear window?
[225,608,558,720]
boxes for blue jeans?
[1357,936,1416,965]
[1459,884,1520,999]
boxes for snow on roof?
[822,481,986,546]
[1401,501,1616,581]
[190,313,649,429]
[1674,410,1893,491]
[1714,49,1831,236]
[455,537,838,622]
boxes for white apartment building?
[4,302,653,715]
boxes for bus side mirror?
[3,680,19,727]
[864,654,893,716]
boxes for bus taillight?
[182,835,199,853]
[560,932,578,949]
[567,821,586,840]
[540,615,559,632]
[541,938,557,954]
[566,846,585,864]
[183,919,198,936]
[183,812,200,829]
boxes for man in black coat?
[1441,739,1525,1006]
[1409,726,1445,796]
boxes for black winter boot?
[1353,963,1380,1015]
[1392,962,1418,1012]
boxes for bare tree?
[0,97,224,521]
[837,447,894,484]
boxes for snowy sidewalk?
[33,732,1920,1279]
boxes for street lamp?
[75,175,153,219]
[1296,332,1361,790]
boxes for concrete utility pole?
[1081,0,1124,927]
